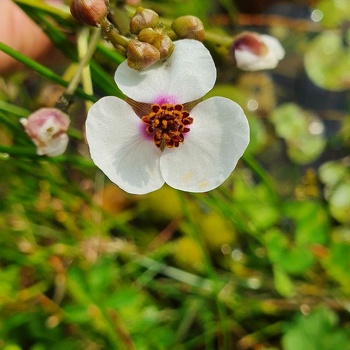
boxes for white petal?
[86,96,164,194]
[160,97,249,192]
[36,134,69,157]
[115,39,216,104]
[261,34,285,60]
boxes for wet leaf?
[304,31,350,91]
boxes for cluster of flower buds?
[127,7,174,70]
[69,1,284,72]
[230,32,285,71]
[127,9,206,70]
[20,108,70,157]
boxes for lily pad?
[328,182,350,224]
[271,103,326,164]
[304,31,350,91]
[316,0,350,28]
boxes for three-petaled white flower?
[86,39,249,195]
[230,32,285,71]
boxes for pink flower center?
[141,103,193,148]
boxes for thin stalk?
[77,27,96,111]
[57,27,101,112]
[177,192,230,349]
[100,18,130,51]
[0,42,95,102]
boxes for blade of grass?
[16,5,124,97]
[0,42,95,102]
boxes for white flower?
[20,108,70,157]
[231,32,285,71]
[86,39,249,195]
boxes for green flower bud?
[130,7,159,34]
[70,0,109,27]
[171,15,205,41]
[138,28,174,59]
[126,40,160,70]
[157,34,175,59]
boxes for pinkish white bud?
[20,108,70,157]
[70,0,109,27]
[230,32,285,71]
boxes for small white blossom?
[86,39,250,194]
[20,108,70,157]
[231,32,285,71]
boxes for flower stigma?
[141,103,193,149]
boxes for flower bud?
[20,108,70,157]
[171,16,205,41]
[126,40,160,70]
[130,7,159,34]
[70,0,109,27]
[230,32,285,71]
[138,28,174,59]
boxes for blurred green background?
[0,0,349,349]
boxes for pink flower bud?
[20,108,70,157]
[70,0,109,27]
[230,32,285,71]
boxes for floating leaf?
[319,160,348,188]
[316,0,350,28]
[304,31,350,91]
[271,103,326,164]
[328,182,350,224]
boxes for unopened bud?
[231,32,268,58]
[138,28,174,59]
[126,40,160,70]
[130,7,159,34]
[171,16,205,41]
[70,0,109,27]
[20,108,70,157]
[230,32,285,71]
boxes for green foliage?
[271,103,326,164]
[304,31,350,91]
[282,308,350,350]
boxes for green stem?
[66,28,101,96]
[134,255,214,291]
[56,27,101,112]
[100,18,130,51]
[0,42,95,103]
[242,153,279,203]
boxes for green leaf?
[317,0,350,28]
[283,308,350,350]
[283,201,329,246]
[304,31,350,91]
[271,103,326,164]
[322,242,350,292]
[328,182,350,224]
[273,266,295,297]
[319,160,348,188]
